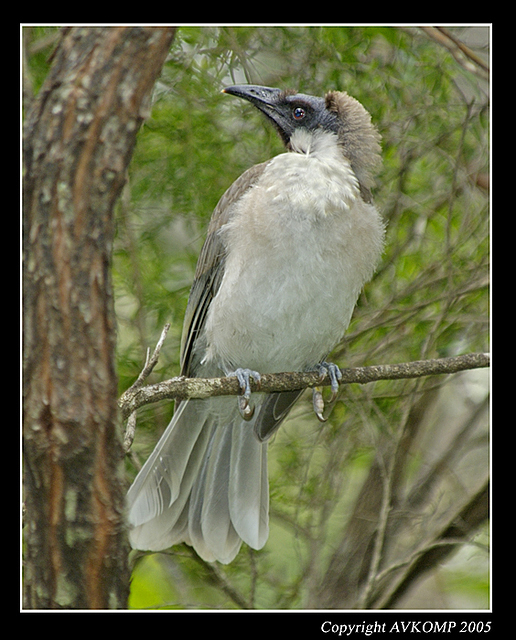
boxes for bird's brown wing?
[180,161,270,377]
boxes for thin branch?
[190,552,252,610]
[369,535,486,604]
[122,322,170,452]
[119,349,490,421]
[123,412,138,455]
[356,442,396,610]
[419,26,489,79]
[406,394,489,512]
[128,322,171,392]
[168,547,251,609]
[374,479,489,609]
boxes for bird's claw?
[228,368,262,421]
[318,361,342,402]
[312,388,327,422]
[312,361,342,421]
[238,396,255,420]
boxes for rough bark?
[23,26,176,609]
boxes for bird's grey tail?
[126,396,269,564]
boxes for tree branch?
[419,26,489,79]
[119,350,490,421]
[122,322,170,453]
[375,479,490,609]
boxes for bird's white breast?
[203,131,384,374]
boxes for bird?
[126,84,385,564]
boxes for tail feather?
[229,421,268,549]
[126,400,207,523]
[127,395,269,564]
[189,421,244,563]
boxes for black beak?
[223,84,294,143]
[222,85,282,111]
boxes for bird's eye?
[293,107,306,120]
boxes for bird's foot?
[228,368,262,420]
[318,361,342,400]
[312,361,342,422]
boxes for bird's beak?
[222,85,283,111]
[223,85,285,126]
[223,84,293,143]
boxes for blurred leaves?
[24,25,490,610]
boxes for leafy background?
[24,25,490,610]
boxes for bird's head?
[223,84,381,198]
[223,85,337,145]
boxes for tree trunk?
[23,26,176,610]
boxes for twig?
[122,323,170,452]
[374,479,489,609]
[123,412,138,454]
[420,26,489,79]
[129,322,171,392]
[119,350,490,421]
[188,549,251,609]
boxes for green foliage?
[24,26,489,610]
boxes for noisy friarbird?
[126,85,384,563]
